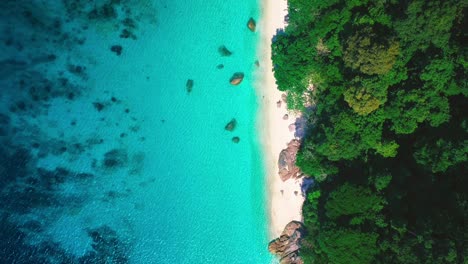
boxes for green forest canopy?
[272,0,467,263]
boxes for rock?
[283,114,289,120]
[277,100,282,108]
[255,60,260,67]
[281,93,287,103]
[268,221,305,264]
[186,79,194,93]
[247,17,256,32]
[93,102,105,112]
[278,139,302,181]
[232,136,240,143]
[229,72,244,85]
[218,45,232,56]
[225,118,237,131]
[110,45,122,56]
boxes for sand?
[255,0,305,238]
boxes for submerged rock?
[229,72,244,85]
[278,139,302,181]
[232,136,240,143]
[268,221,305,264]
[247,17,256,32]
[218,45,232,56]
[225,118,237,131]
[216,64,224,69]
[120,28,137,40]
[110,45,122,56]
[93,102,105,112]
[186,79,194,93]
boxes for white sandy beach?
[255,0,305,238]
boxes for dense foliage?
[272,0,467,263]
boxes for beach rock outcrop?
[278,139,302,181]
[247,17,256,32]
[229,72,244,85]
[268,221,305,264]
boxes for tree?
[414,139,468,173]
[325,183,385,224]
[343,76,389,115]
[343,27,400,75]
[318,228,379,264]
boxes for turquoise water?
[0,0,273,263]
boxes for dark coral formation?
[0,0,156,261]
[79,226,129,263]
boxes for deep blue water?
[0,0,273,263]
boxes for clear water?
[0,0,273,263]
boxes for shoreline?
[255,0,305,238]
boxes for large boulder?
[247,17,256,32]
[268,221,305,264]
[229,72,244,85]
[278,139,302,181]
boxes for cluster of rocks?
[225,119,240,143]
[187,17,256,93]
[268,221,305,264]
[278,139,303,181]
[186,17,257,142]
